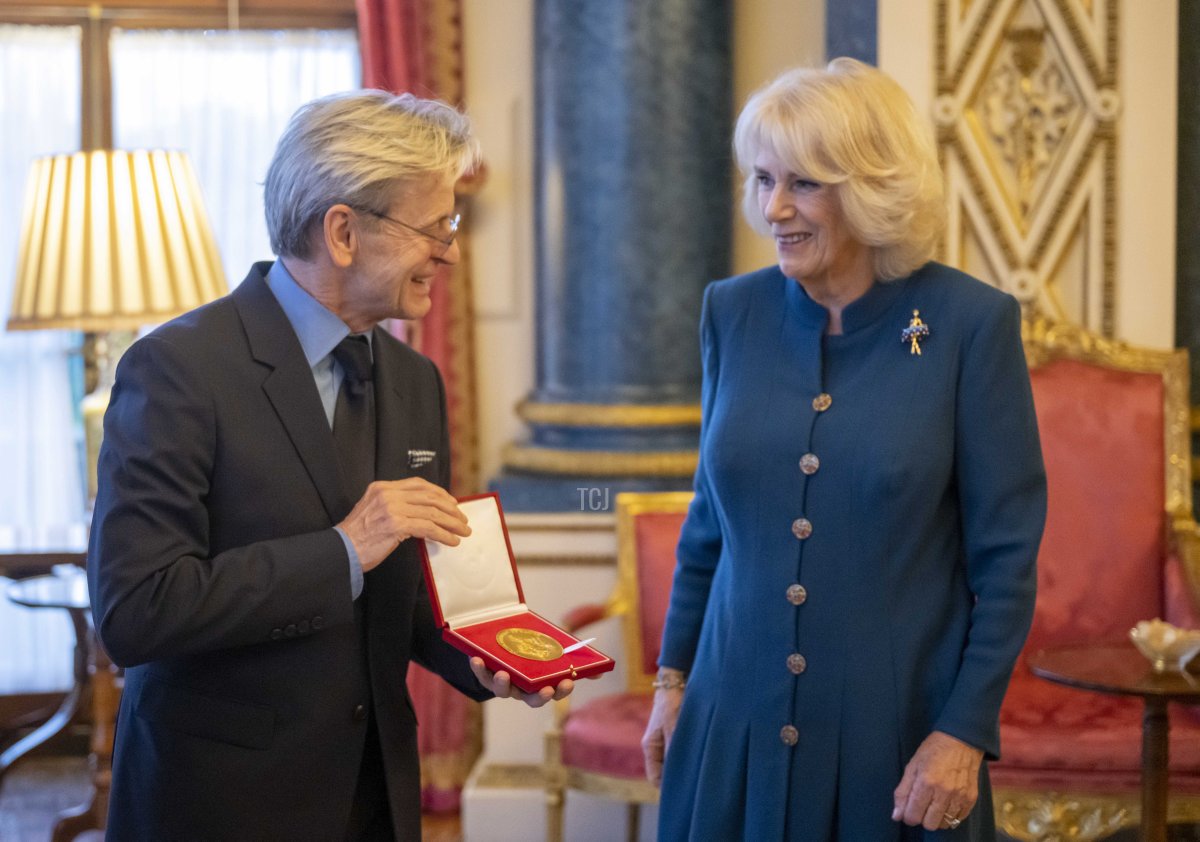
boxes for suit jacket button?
[270,628,283,640]
[298,620,310,634]
[780,725,799,746]
[353,704,367,721]
[284,624,297,638]
[312,616,324,630]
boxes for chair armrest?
[561,602,612,634]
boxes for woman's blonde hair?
[733,57,945,280]
[264,90,481,259]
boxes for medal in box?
[419,493,615,693]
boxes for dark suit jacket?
[88,262,490,841]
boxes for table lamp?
[6,149,228,502]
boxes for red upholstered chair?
[991,314,1200,838]
[543,491,691,842]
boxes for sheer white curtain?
[0,25,87,552]
[0,25,85,693]
[111,28,361,284]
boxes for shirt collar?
[265,259,363,366]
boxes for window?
[0,5,358,694]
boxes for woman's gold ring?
[944,813,962,829]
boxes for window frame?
[0,1,357,149]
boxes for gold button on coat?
[787,653,808,674]
[786,584,808,605]
[791,518,813,540]
[799,453,820,474]
[812,393,832,412]
[780,725,799,746]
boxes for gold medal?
[495,627,564,661]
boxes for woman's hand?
[892,730,983,831]
[641,668,686,787]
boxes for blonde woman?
[642,58,1046,840]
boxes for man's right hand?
[337,477,470,572]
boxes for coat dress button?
[312,616,324,630]
[791,518,813,540]
[284,624,297,638]
[812,393,832,412]
[780,725,799,746]
[353,704,367,722]
[786,584,808,605]
[799,453,820,475]
[270,628,283,640]
[787,653,808,674]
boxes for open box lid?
[421,493,526,629]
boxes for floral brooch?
[901,310,929,355]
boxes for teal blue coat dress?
[657,262,1046,841]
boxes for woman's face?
[753,149,870,288]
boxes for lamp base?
[82,330,135,504]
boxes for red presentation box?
[420,492,615,693]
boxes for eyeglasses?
[362,209,461,250]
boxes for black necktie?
[331,335,376,501]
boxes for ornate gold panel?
[937,0,1118,335]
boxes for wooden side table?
[2,570,119,841]
[1028,641,1200,842]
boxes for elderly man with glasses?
[87,90,572,842]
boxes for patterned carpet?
[0,755,462,841]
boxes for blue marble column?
[825,0,876,64]
[492,0,732,511]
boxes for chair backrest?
[1022,315,1193,650]
[614,491,693,694]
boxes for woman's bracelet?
[652,670,687,691]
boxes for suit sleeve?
[934,294,1046,758]
[88,334,354,668]
[408,359,493,701]
[658,283,726,673]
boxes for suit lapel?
[232,264,350,521]
[371,325,413,483]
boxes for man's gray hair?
[264,90,481,259]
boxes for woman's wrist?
[652,667,687,691]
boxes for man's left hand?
[892,730,983,831]
[469,657,574,708]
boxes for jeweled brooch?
[901,310,930,355]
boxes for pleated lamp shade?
[7,149,228,331]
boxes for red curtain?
[356,0,482,812]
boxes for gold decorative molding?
[516,400,701,428]
[502,444,697,477]
[513,554,616,568]
[994,787,1200,840]
[995,791,1132,841]
[937,0,1119,336]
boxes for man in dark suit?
[87,91,571,841]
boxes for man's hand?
[641,668,686,787]
[892,730,983,831]
[469,657,573,707]
[337,477,470,572]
